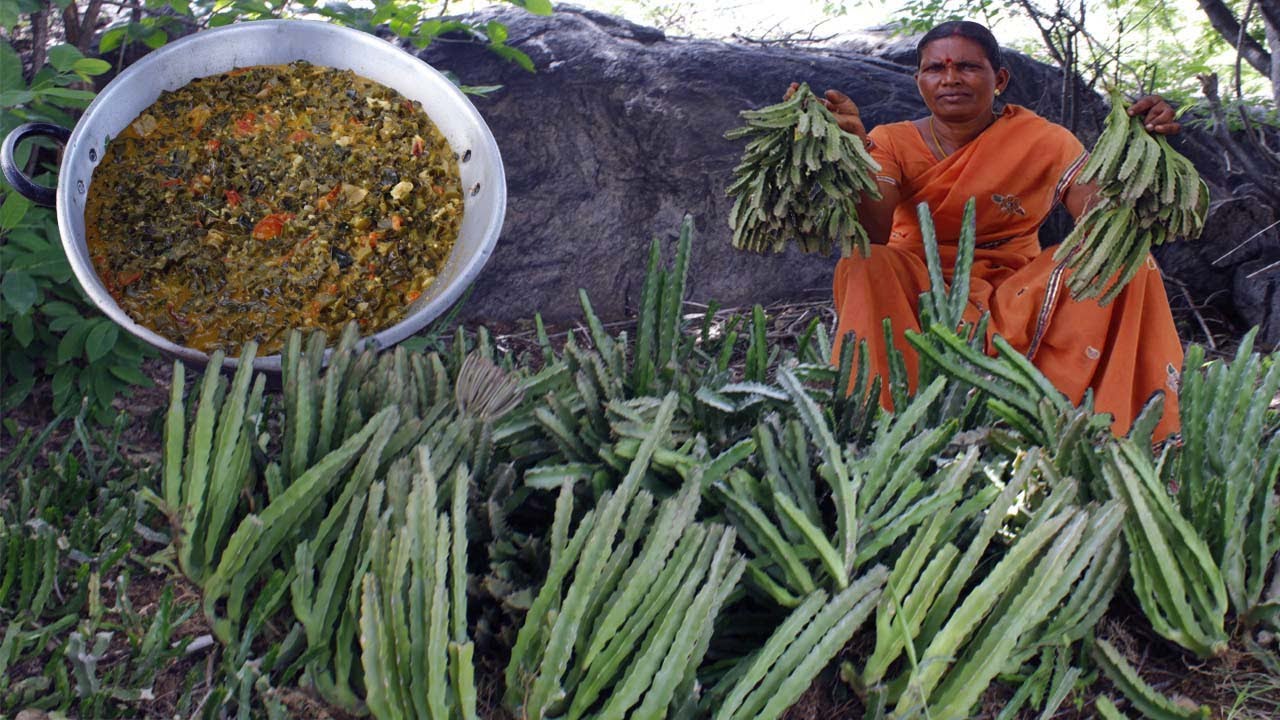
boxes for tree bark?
[1266,4,1280,106]
[29,5,48,81]
[1200,72,1280,203]
[1198,0,1272,76]
[1258,0,1280,41]
[61,0,105,54]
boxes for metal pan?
[1,19,506,372]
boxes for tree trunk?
[1267,7,1280,106]
[1198,0,1273,76]
[29,5,48,81]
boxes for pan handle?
[2,122,71,207]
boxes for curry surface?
[85,61,462,354]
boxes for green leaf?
[35,87,97,102]
[142,29,168,49]
[0,89,33,107]
[108,362,153,387]
[84,320,119,363]
[4,229,49,252]
[51,363,76,407]
[47,44,84,72]
[0,2,19,33]
[488,43,534,73]
[486,21,508,44]
[0,191,31,229]
[41,300,80,318]
[0,40,23,90]
[99,27,128,53]
[11,311,33,346]
[92,366,121,407]
[57,318,92,364]
[515,0,553,15]
[209,13,236,27]
[10,248,71,280]
[72,58,111,77]
[1,375,34,412]
[0,270,38,314]
[460,84,504,97]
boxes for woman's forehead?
[919,37,988,64]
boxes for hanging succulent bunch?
[725,83,881,257]
[1054,89,1209,304]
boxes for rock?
[1235,259,1280,348]
[416,6,1107,326]
[1156,197,1280,348]
[405,6,1276,346]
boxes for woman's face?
[915,36,1009,123]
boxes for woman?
[800,20,1184,440]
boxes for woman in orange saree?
[812,21,1184,440]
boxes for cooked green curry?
[86,61,463,354]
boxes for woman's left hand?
[1128,95,1180,135]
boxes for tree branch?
[1258,0,1280,39]
[78,0,106,54]
[1199,72,1280,203]
[1197,0,1272,76]
[29,6,49,79]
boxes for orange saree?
[832,105,1183,439]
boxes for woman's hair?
[916,21,1004,70]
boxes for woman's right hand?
[785,83,869,142]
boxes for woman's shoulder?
[867,119,919,140]
[1001,104,1078,141]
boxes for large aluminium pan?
[1,19,506,372]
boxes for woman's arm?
[1063,94,1181,221]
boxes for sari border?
[1028,262,1070,361]
[1054,150,1089,202]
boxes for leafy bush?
[1,40,154,423]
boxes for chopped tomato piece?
[391,214,404,230]
[118,270,143,287]
[224,189,242,207]
[233,112,257,136]
[206,139,221,152]
[316,183,342,211]
[287,129,310,143]
[161,178,184,188]
[367,231,384,249]
[251,212,293,241]
[405,290,421,303]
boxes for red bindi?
[944,57,953,65]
